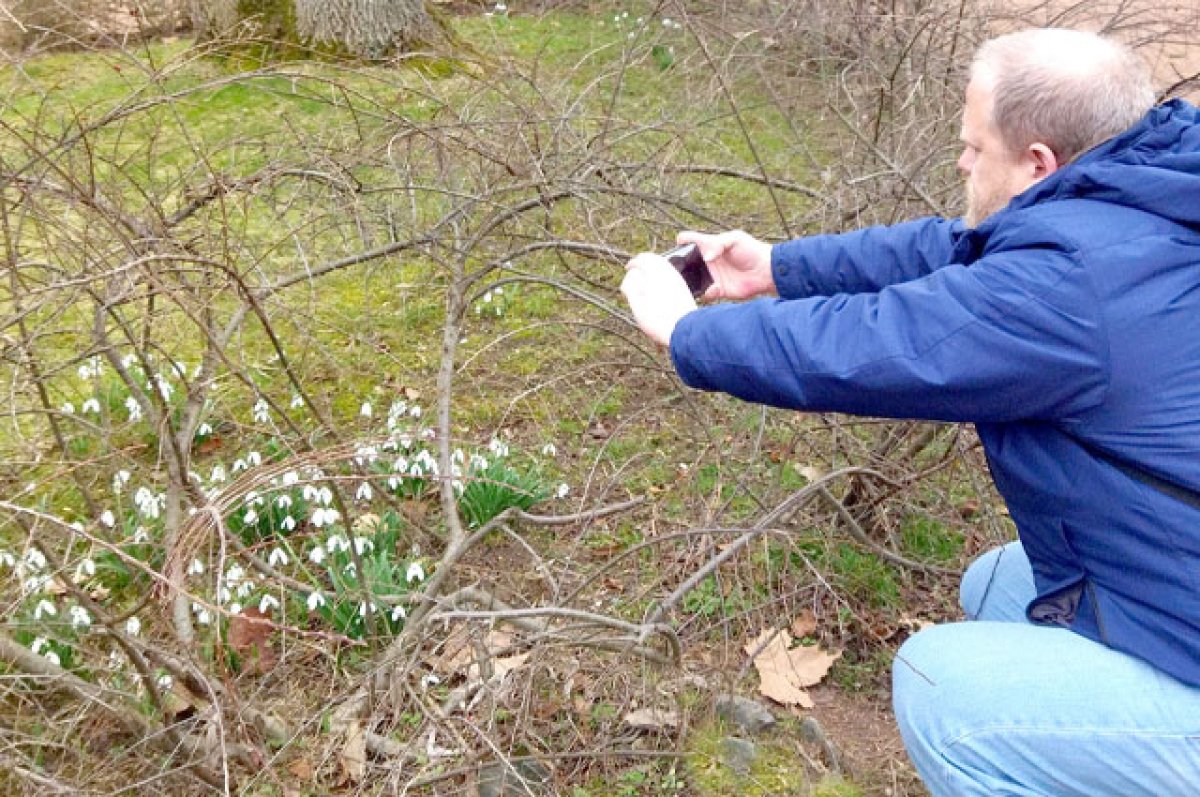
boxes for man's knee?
[959,540,1033,622]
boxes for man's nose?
[957,149,974,175]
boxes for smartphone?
[661,243,713,298]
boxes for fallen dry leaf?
[339,721,367,784]
[227,607,277,675]
[287,757,314,781]
[744,628,841,709]
[624,708,680,732]
[789,610,818,640]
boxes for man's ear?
[1027,142,1060,180]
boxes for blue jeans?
[893,541,1200,796]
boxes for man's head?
[959,28,1155,227]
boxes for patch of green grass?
[900,513,964,564]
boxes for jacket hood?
[1003,99,1200,229]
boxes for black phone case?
[662,243,714,297]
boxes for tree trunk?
[295,0,437,58]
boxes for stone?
[715,693,777,735]
[475,759,552,797]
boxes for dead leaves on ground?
[744,624,841,709]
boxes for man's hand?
[621,253,698,347]
[676,229,774,301]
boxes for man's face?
[958,71,1028,228]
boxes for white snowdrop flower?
[74,558,96,581]
[410,405,422,418]
[302,484,319,501]
[488,438,509,458]
[343,562,357,577]
[210,464,227,483]
[69,605,92,629]
[281,515,296,532]
[313,507,341,528]
[247,451,262,468]
[307,591,326,612]
[470,454,488,472]
[352,537,374,556]
[662,17,672,26]
[186,558,205,577]
[23,549,46,571]
[274,494,292,510]
[356,482,373,502]
[495,2,506,11]
[318,486,333,506]
[421,673,441,688]
[125,396,142,421]
[541,443,557,457]
[290,393,305,409]
[44,650,60,667]
[390,605,407,622]
[258,594,280,613]
[34,598,57,619]
[154,375,173,401]
[556,483,569,499]
[232,458,247,474]
[406,561,425,584]
[112,469,131,493]
[393,456,409,473]
[236,581,254,599]
[243,508,258,525]
[252,399,269,424]
[229,602,242,615]
[267,548,289,567]
[120,352,137,369]
[125,616,141,636]
[397,433,413,449]
[61,401,75,414]
[420,427,436,440]
[308,545,326,565]
[218,586,232,604]
[23,575,49,595]
[81,398,101,414]
[78,363,93,380]
[325,534,350,554]
[31,636,49,655]
[99,510,115,528]
[194,605,212,625]
[69,521,83,532]
[387,476,400,490]
[360,402,373,418]
[282,471,299,487]
[197,422,213,437]
[357,601,376,618]
[225,564,245,585]
[0,550,14,568]
[156,673,173,690]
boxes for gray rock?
[715,693,777,735]
[476,759,552,797]
[799,716,844,774]
[718,736,758,776]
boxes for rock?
[799,716,845,774]
[718,736,758,776]
[475,759,552,797]
[715,693,777,735]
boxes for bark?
[295,0,437,58]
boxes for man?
[621,28,1200,796]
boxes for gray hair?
[972,28,1155,163]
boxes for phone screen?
[661,243,713,297]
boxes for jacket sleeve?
[671,219,1110,423]
[772,216,966,299]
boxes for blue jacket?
[670,100,1200,687]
